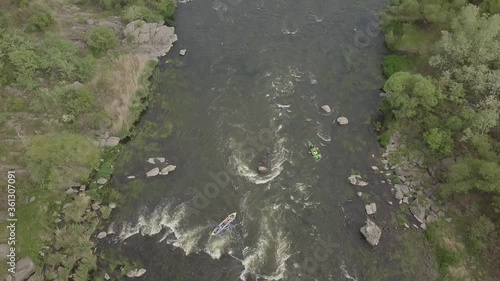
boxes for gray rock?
[104,137,120,147]
[55,218,62,223]
[426,211,439,224]
[371,166,378,170]
[29,196,35,202]
[402,197,409,204]
[146,167,160,177]
[96,178,108,185]
[156,157,165,163]
[109,203,116,209]
[13,257,35,281]
[394,167,414,177]
[159,165,176,175]
[365,203,377,215]
[420,223,427,230]
[179,49,187,56]
[97,232,107,239]
[147,158,156,164]
[337,116,349,125]
[360,219,382,246]
[104,273,110,280]
[65,188,77,195]
[395,190,404,200]
[127,175,136,179]
[136,268,146,277]
[445,218,452,223]
[258,166,268,174]
[357,192,362,197]
[410,205,426,223]
[321,105,331,113]
[91,203,100,211]
[79,185,86,192]
[404,223,410,229]
[348,175,368,186]
[0,244,9,260]
[395,184,410,195]
[430,205,440,212]
[438,211,445,218]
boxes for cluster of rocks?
[377,132,452,230]
[348,174,368,186]
[320,104,349,125]
[126,157,176,179]
[0,253,36,281]
[123,20,178,59]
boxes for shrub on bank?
[87,26,118,53]
[26,7,53,32]
[382,54,416,77]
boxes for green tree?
[383,72,443,119]
[26,8,53,32]
[87,26,118,53]
[423,128,454,155]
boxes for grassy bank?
[0,0,175,279]
[378,0,500,279]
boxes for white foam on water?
[317,131,331,142]
[240,216,291,281]
[276,104,291,108]
[206,234,232,259]
[229,137,289,185]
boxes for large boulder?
[13,257,35,281]
[97,232,107,239]
[394,167,414,178]
[104,137,120,147]
[360,219,382,246]
[410,204,426,223]
[394,184,410,195]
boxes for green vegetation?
[379,0,500,279]
[87,26,118,54]
[0,0,178,279]
[25,133,100,189]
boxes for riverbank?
[0,0,176,279]
[377,1,500,280]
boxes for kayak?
[211,212,237,236]
[307,140,321,160]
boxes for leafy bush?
[0,32,40,89]
[382,54,416,77]
[87,26,118,53]
[24,133,100,189]
[123,5,160,22]
[467,215,495,255]
[423,128,453,156]
[39,33,96,82]
[63,88,96,115]
[26,8,53,32]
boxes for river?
[106,0,438,280]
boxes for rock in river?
[365,203,377,215]
[321,105,331,113]
[360,219,381,246]
[159,165,176,175]
[146,167,160,177]
[97,232,107,239]
[337,116,349,125]
[348,175,368,186]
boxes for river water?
[106,0,438,280]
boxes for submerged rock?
[360,219,382,246]
[337,116,348,125]
[321,105,331,113]
[258,166,269,174]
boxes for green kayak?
[307,140,321,160]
